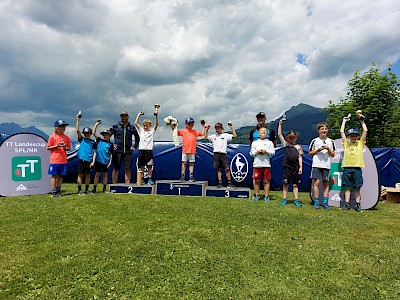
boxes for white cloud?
[0,0,399,140]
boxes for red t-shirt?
[178,129,203,154]
[47,133,71,164]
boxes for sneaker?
[294,200,302,207]
[322,203,331,210]
[91,189,96,194]
[148,179,155,185]
[264,197,271,203]
[341,203,350,210]
[281,199,287,205]
[78,191,85,196]
[51,193,61,198]
[180,174,185,181]
[218,181,223,188]
[355,204,362,212]
[252,195,259,202]
[103,189,109,193]
[85,191,92,195]
[189,175,196,182]
[313,202,320,209]
[227,183,236,189]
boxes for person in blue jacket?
[110,111,140,184]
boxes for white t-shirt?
[208,133,233,154]
[138,128,156,150]
[250,139,275,168]
[309,137,335,169]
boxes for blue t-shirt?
[95,137,113,165]
[78,137,97,162]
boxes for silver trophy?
[356,110,365,121]
[227,120,232,126]
[154,103,160,116]
[281,113,287,121]
[77,110,82,118]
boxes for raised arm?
[75,114,82,140]
[277,120,286,145]
[204,126,210,139]
[154,113,159,131]
[229,123,237,138]
[360,118,368,142]
[93,120,101,139]
[340,115,350,141]
[135,111,142,130]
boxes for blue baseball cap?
[347,128,360,135]
[185,117,194,124]
[54,120,69,127]
[82,127,92,134]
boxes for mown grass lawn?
[1,184,400,299]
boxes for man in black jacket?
[110,111,140,183]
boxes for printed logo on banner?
[12,156,42,181]
[230,153,249,183]
[329,162,343,191]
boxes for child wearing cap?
[76,114,97,195]
[47,120,71,197]
[308,122,336,209]
[250,126,275,202]
[278,119,304,206]
[340,114,368,212]
[205,122,237,188]
[135,110,159,185]
[175,117,206,181]
[91,120,113,193]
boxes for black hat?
[256,112,266,118]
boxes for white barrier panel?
[0,133,51,196]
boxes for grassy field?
[1,184,400,299]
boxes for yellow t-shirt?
[341,139,366,168]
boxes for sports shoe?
[103,189,109,193]
[355,204,362,212]
[341,203,350,210]
[294,200,302,207]
[322,203,331,210]
[252,195,259,202]
[148,179,155,185]
[180,174,185,181]
[78,191,85,196]
[281,199,287,205]
[264,197,271,203]
[227,183,236,189]
[218,181,223,188]
[51,193,61,198]
[85,190,92,195]
[91,189,96,194]
[189,175,196,182]
[313,202,320,209]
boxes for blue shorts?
[48,164,68,176]
[342,167,363,190]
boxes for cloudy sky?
[1,0,399,140]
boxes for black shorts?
[78,159,92,175]
[138,150,154,167]
[282,167,301,185]
[213,152,229,170]
[94,161,109,173]
[113,153,132,171]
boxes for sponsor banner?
[0,133,51,196]
[312,138,379,209]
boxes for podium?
[155,180,208,196]
[205,186,250,199]
[108,184,155,194]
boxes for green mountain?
[233,103,328,145]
